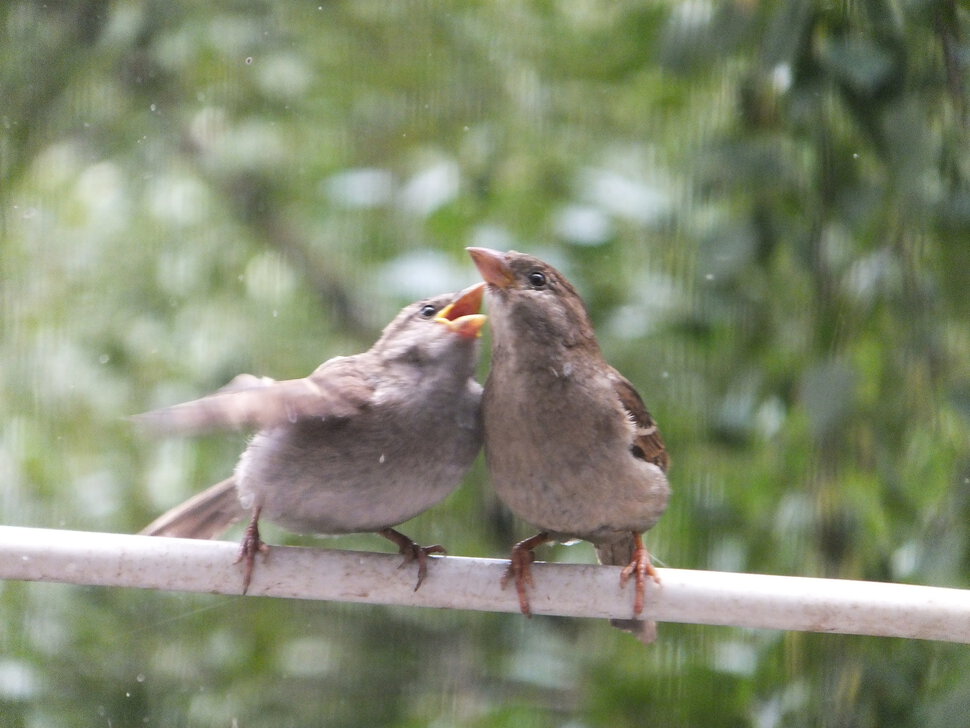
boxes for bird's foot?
[235,507,269,595]
[378,528,446,591]
[501,532,550,617]
[618,533,660,616]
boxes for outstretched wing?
[132,355,376,435]
[607,367,670,473]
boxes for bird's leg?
[378,528,446,591]
[618,532,660,616]
[235,506,269,595]
[501,532,551,617]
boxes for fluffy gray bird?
[136,284,487,593]
[467,248,670,643]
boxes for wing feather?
[132,355,376,435]
[607,367,670,472]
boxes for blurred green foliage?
[1,0,969,726]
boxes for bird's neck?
[492,335,599,381]
[386,340,479,387]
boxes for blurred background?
[2,1,969,726]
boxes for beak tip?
[463,281,486,307]
[435,281,486,328]
[466,247,513,289]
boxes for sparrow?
[467,247,671,643]
[135,284,487,593]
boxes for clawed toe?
[378,528,445,590]
[618,533,659,616]
[401,542,447,591]
[502,532,550,617]
[235,507,269,595]
[502,547,536,616]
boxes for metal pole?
[2,526,968,643]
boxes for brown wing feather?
[132,355,376,435]
[607,367,670,473]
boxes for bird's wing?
[607,367,670,472]
[132,355,376,435]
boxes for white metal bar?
[1,525,968,643]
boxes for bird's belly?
[483,374,669,540]
[235,424,479,535]
[489,457,669,541]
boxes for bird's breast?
[482,366,668,538]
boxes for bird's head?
[375,283,487,367]
[466,247,596,349]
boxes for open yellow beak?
[435,282,487,339]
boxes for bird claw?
[235,507,269,595]
[398,542,447,591]
[619,536,659,616]
[378,528,445,590]
[501,532,550,617]
[502,545,537,617]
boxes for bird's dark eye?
[419,304,438,318]
[527,271,547,288]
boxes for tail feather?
[608,617,658,644]
[140,477,247,540]
[596,535,658,645]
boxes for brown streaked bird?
[467,247,670,643]
[136,284,487,593]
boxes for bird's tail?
[595,536,658,644]
[140,477,247,540]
